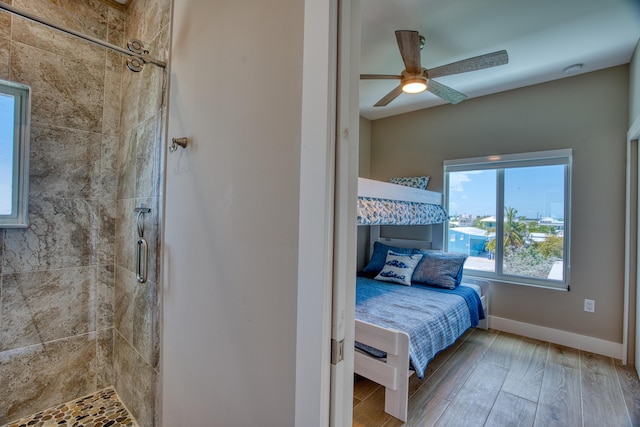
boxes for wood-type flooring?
[353,329,640,426]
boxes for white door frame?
[295,0,360,425]
[295,0,338,424]
[329,0,361,425]
[625,114,640,373]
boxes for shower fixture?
[135,206,151,284]
[0,3,167,73]
[169,137,189,153]
[127,38,151,72]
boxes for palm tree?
[504,207,526,248]
[484,207,526,254]
[485,235,496,258]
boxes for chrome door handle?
[136,237,148,283]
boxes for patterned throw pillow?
[361,241,417,276]
[375,251,422,286]
[412,252,468,289]
[389,176,430,190]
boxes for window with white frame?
[0,79,30,228]
[444,149,571,290]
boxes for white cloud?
[449,171,484,192]
[449,173,470,192]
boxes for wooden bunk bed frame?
[356,177,489,422]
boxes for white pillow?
[375,251,422,286]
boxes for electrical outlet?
[584,299,595,313]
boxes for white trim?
[626,113,640,372]
[623,134,637,366]
[443,148,573,168]
[629,114,640,143]
[489,316,623,359]
[329,0,360,425]
[295,0,338,424]
[0,79,31,228]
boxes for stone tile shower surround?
[0,1,170,426]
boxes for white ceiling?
[359,0,640,120]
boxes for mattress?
[355,277,484,378]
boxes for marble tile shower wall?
[0,1,170,426]
[113,0,170,426]
[0,1,123,424]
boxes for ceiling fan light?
[402,78,427,94]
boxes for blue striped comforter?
[355,276,484,379]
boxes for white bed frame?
[356,178,488,422]
[358,177,442,205]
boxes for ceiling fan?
[361,30,509,107]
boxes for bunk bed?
[355,177,488,422]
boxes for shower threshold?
[5,387,138,427]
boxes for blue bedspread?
[355,276,484,379]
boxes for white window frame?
[444,149,572,290]
[0,79,30,228]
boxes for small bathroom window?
[0,79,30,228]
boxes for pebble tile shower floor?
[4,388,138,427]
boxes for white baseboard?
[488,315,623,360]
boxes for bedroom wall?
[369,65,629,346]
[359,116,372,177]
[358,117,372,269]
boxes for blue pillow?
[375,251,422,286]
[362,242,416,276]
[412,252,468,289]
[389,176,430,190]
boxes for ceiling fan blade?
[360,74,403,80]
[427,79,467,104]
[427,50,509,79]
[374,84,403,107]
[395,30,422,74]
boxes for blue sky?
[0,93,14,215]
[448,165,565,220]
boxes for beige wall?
[369,66,629,343]
[359,116,372,177]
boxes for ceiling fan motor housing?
[401,70,427,93]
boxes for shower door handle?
[136,237,148,283]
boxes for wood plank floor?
[353,329,640,427]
